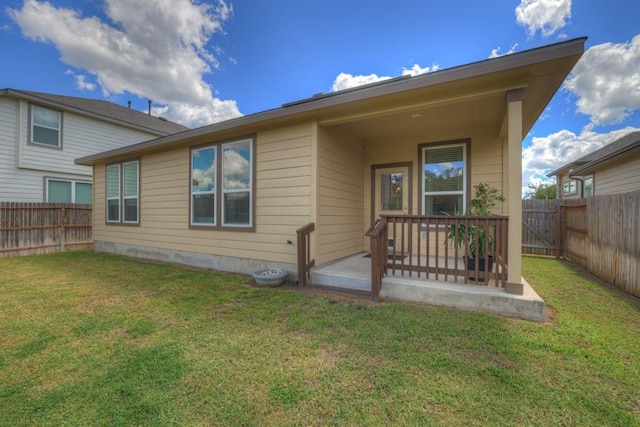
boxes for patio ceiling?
[320,90,507,141]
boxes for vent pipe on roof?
[127,100,131,109]
[148,100,152,115]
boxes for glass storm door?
[374,166,410,254]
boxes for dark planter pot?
[466,256,494,282]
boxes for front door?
[372,164,412,253]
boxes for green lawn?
[0,251,639,426]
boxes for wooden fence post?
[60,206,66,251]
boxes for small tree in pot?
[447,183,505,280]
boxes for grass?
[0,251,639,426]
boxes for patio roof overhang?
[76,37,586,166]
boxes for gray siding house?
[548,131,640,199]
[0,89,188,203]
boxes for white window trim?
[421,142,467,215]
[45,178,92,204]
[30,105,62,148]
[222,139,253,228]
[122,161,140,224]
[106,164,121,223]
[189,137,254,230]
[191,146,216,226]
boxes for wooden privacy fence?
[573,191,640,298]
[0,202,92,257]
[523,192,640,298]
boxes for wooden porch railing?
[368,214,509,297]
[365,218,388,298]
[296,222,315,286]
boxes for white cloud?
[192,165,215,190]
[515,0,571,37]
[401,63,439,76]
[223,149,250,189]
[331,72,391,92]
[489,43,519,59]
[331,63,438,92]
[563,35,640,128]
[65,70,96,91]
[151,98,241,129]
[521,126,640,194]
[8,0,241,127]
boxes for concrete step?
[311,269,371,292]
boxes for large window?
[46,178,92,204]
[31,105,62,147]
[106,160,139,224]
[190,138,254,229]
[421,142,467,215]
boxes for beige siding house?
[548,131,640,199]
[78,38,585,308]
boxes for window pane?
[424,146,463,192]
[192,194,215,224]
[107,165,120,198]
[223,141,251,190]
[381,173,403,210]
[48,180,72,203]
[33,126,60,146]
[107,199,120,222]
[33,106,60,128]
[224,192,250,225]
[124,198,138,222]
[424,194,463,216]
[583,176,593,197]
[192,148,216,192]
[123,162,138,197]
[76,183,92,204]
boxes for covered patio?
[297,213,546,321]
[309,252,545,322]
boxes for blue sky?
[2,0,639,194]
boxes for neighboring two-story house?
[548,131,640,199]
[0,89,188,203]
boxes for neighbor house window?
[421,142,467,215]
[583,175,594,197]
[46,178,92,204]
[563,179,578,196]
[106,160,139,224]
[190,137,254,229]
[31,105,62,147]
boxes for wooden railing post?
[296,223,315,286]
[365,218,388,298]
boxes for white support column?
[506,89,524,295]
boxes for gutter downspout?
[568,169,585,198]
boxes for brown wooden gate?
[522,199,559,257]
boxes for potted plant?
[447,183,505,281]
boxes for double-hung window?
[106,160,139,224]
[421,142,468,215]
[190,138,254,229]
[31,105,62,148]
[563,179,578,196]
[583,175,594,197]
[46,178,92,204]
